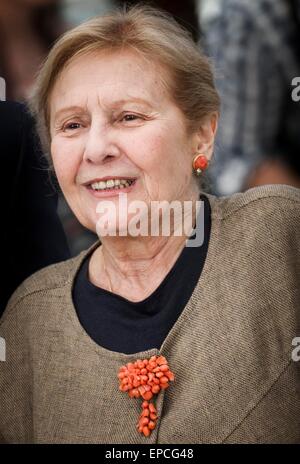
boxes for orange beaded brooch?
[118,355,175,437]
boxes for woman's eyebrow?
[53,105,86,123]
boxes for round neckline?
[65,192,220,361]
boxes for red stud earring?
[193,154,209,176]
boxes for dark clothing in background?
[0,101,70,317]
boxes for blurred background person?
[0,0,99,255]
[0,100,70,318]
[0,2,70,318]
[0,0,66,101]
[197,0,300,195]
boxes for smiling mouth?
[87,178,136,192]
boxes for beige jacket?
[0,184,300,444]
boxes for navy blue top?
[72,194,211,354]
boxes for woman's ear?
[194,112,218,161]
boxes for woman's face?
[49,50,202,233]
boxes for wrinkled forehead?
[49,49,172,123]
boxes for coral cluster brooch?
[118,355,175,437]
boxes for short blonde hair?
[29,3,220,155]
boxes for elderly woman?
[0,5,299,444]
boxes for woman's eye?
[120,114,140,122]
[64,122,82,131]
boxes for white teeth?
[90,178,135,191]
[106,179,114,188]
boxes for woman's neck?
[89,233,189,302]
[88,190,201,301]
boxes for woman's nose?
[82,123,120,164]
